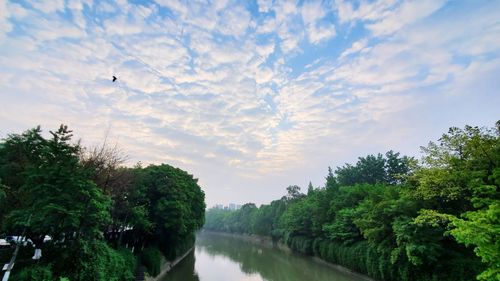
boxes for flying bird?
[112,76,117,82]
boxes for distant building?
[213,203,241,211]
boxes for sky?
[0,0,499,207]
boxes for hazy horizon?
[1,0,499,207]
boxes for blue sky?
[0,0,499,207]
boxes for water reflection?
[161,232,364,281]
[160,250,200,281]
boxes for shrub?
[56,240,135,281]
[11,265,53,281]
[140,247,162,277]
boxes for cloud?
[256,42,275,60]
[30,0,66,14]
[33,18,87,41]
[67,0,93,29]
[257,0,273,13]
[216,5,251,37]
[307,23,336,44]
[0,0,498,206]
[334,0,398,24]
[256,66,274,84]
[339,39,369,59]
[301,1,336,44]
[155,0,187,17]
[301,1,325,25]
[334,0,447,37]
[366,0,446,36]
[0,0,13,41]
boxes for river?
[160,232,368,281]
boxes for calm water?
[160,232,365,281]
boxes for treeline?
[0,125,205,280]
[205,122,499,281]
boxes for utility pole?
[2,215,31,281]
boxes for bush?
[140,247,162,277]
[11,265,53,281]
[286,235,313,255]
[56,240,135,281]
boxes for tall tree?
[5,125,111,243]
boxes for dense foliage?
[0,125,205,280]
[205,122,499,281]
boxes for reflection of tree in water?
[160,250,200,281]
[196,233,360,281]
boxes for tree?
[5,125,111,243]
[411,123,499,280]
[307,182,314,195]
[450,202,500,281]
[335,152,414,186]
[136,164,205,258]
[236,203,257,234]
[0,179,6,230]
[0,127,45,232]
[0,125,206,280]
[286,185,304,201]
[385,150,415,185]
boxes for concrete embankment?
[200,230,374,281]
[141,247,194,281]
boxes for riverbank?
[200,230,374,281]
[200,230,284,249]
[144,247,194,281]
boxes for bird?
[112,76,117,82]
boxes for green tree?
[0,179,6,207]
[136,164,205,258]
[451,202,500,281]
[286,185,304,201]
[411,123,499,280]
[4,125,111,242]
[307,181,314,195]
[0,125,206,280]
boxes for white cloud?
[307,23,336,44]
[6,2,29,19]
[334,0,446,37]
[339,39,369,59]
[30,0,66,14]
[1,0,499,206]
[274,1,298,22]
[32,18,86,41]
[256,42,275,60]
[257,0,273,13]
[256,17,277,34]
[301,1,325,25]
[98,1,116,13]
[216,6,251,37]
[0,0,12,41]
[67,0,92,29]
[334,0,398,23]
[155,0,187,18]
[367,0,446,36]
[104,15,143,36]
[256,66,274,84]
[301,1,336,44]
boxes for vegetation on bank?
[205,122,500,281]
[0,125,205,280]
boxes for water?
[160,232,366,281]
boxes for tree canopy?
[0,125,205,280]
[205,122,499,281]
